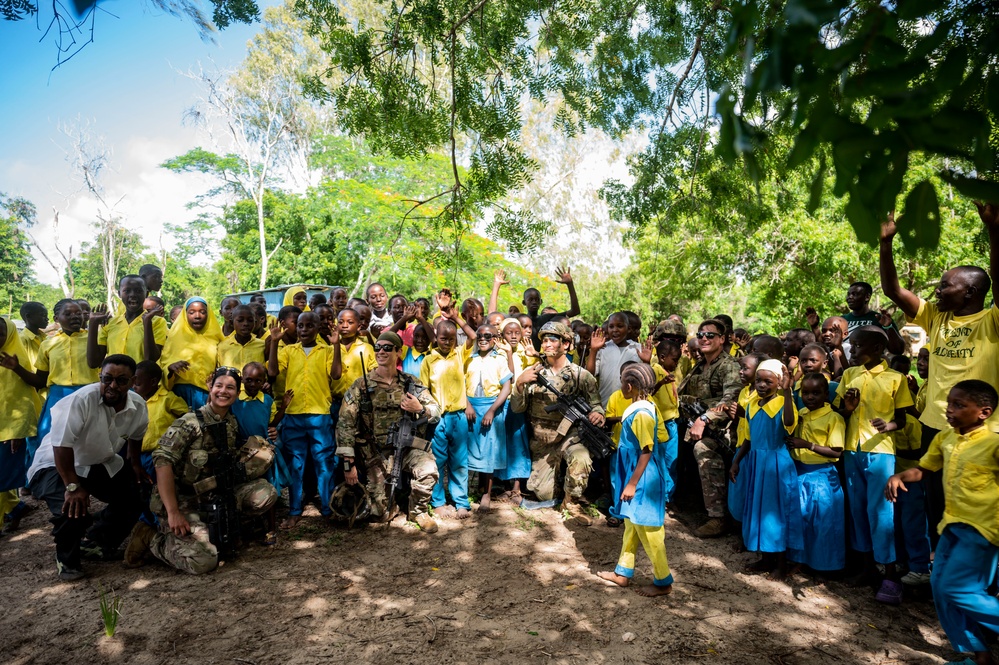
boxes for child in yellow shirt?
[216,305,266,370]
[651,338,682,504]
[269,312,339,528]
[421,310,476,520]
[160,297,225,409]
[89,275,167,367]
[886,380,999,664]
[835,326,912,604]
[0,316,40,531]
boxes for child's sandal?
[606,517,623,528]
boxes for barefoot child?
[885,380,999,665]
[464,324,513,512]
[786,373,846,572]
[495,317,532,502]
[730,359,802,579]
[604,363,637,528]
[598,364,674,596]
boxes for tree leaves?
[896,179,941,251]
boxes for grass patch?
[98,584,123,637]
[512,507,541,531]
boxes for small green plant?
[325,532,344,547]
[513,507,540,531]
[98,584,123,637]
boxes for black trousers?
[920,424,944,550]
[28,464,141,569]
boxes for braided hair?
[621,363,656,396]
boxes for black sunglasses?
[478,333,496,341]
[373,343,397,352]
[99,374,131,387]
[696,331,721,340]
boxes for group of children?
[0,263,997,665]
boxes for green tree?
[0,192,36,316]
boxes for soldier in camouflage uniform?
[511,321,604,526]
[336,332,441,533]
[125,368,277,573]
[677,319,742,537]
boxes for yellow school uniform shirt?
[35,331,97,386]
[99,312,167,362]
[734,385,754,448]
[1,316,39,440]
[142,386,190,452]
[914,381,927,415]
[791,404,844,465]
[331,339,377,398]
[834,361,913,454]
[894,413,924,472]
[919,426,999,546]
[420,347,467,412]
[908,300,999,432]
[216,334,266,371]
[278,342,335,415]
[18,328,47,369]
[650,364,680,421]
[160,300,224,389]
[606,390,633,445]
[747,392,798,438]
[464,349,513,398]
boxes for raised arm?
[975,201,999,307]
[488,269,508,314]
[879,212,921,319]
[86,304,111,368]
[555,266,580,318]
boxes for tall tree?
[0,192,36,314]
[164,1,330,289]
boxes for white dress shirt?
[27,383,149,482]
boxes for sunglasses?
[696,331,722,340]
[478,334,496,341]
[99,374,131,387]
[373,343,397,352]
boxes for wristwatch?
[698,414,710,424]
[65,483,79,493]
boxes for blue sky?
[0,0,280,285]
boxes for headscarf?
[283,285,310,311]
[0,316,40,440]
[160,297,225,388]
[501,318,522,330]
[757,359,786,381]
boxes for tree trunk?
[257,193,268,290]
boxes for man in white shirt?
[27,354,149,581]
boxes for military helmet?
[654,320,687,340]
[538,321,573,342]
[329,482,372,527]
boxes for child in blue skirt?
[730,358,803,579]
[786,373,846,573]
[598,363,674,597]
[463,324,513,512]
[728,353,763,533]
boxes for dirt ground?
[0,495,986,665]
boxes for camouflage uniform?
[150,406,277,575]
[335,374,441,518]
[510,363,604,501]
[678,354,741,518]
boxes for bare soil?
[0,498,984,665]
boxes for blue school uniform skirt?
[466,396,508,474]
[616,405,668,527]
[30,384,86,465]
[662,419,679,503]
[788,461,845,571]
[496,403,531,481]
[728,446,753,521]
[741,406,803,553]
[173,384,209,410]
[0,440,27,493]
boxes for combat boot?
[414,513,439,534]
[563,498,593,527]
[694,517,726,538]
[124,522,157,568]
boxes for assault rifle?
[533,370,614,460]
[384,378,429,502]
[194,410,243,562]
